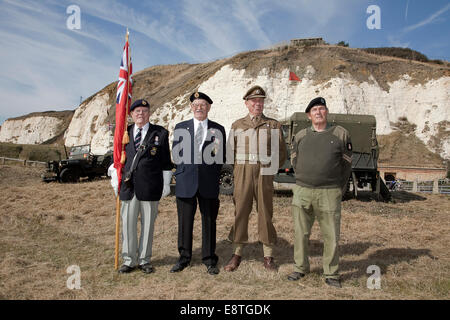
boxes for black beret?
[243,85,266,100]
[190,91,213,104]
[305,97,326,113]
[130,99,150,111]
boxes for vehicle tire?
[219,164,234,195]
[60,168,79,183]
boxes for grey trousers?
[121,195,159,267]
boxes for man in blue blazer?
[110,99,173,274]
[171,91,226,275]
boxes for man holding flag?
[109,31,173,274]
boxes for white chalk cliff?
[64,93,113,155]
[1,46,449,161]
[0,116,65,145]
[151,65,450,160]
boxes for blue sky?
[0,0,449,124]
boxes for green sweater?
[291,125,352,189]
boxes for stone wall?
[379,166,447,181]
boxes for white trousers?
[121,195,159,267]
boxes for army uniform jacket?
[119,123,173,201]
[229,114,287,169]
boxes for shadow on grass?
[390,191,427,203]
[211,238,376,268]
[149,238,434,279]
[212,238,433,282]
[348,190,427,203]
[339,247,435,281]
[265,189,428,203]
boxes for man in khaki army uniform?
[224,85,287,272]
[288,97,352,288]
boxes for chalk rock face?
[0,116,64,144]
[153,65,450,160]
[64,93,113,155]
[1,52,449,162]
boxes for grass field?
[0,165,448,300]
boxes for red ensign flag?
[113,31,133,192]
[289,71,301,81]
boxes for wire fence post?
[432,179,439,194]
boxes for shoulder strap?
[123,126,159,183]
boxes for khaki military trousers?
[292,185,341,279]
[229,163,277,247]
[121,195,159,267]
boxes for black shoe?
[325,278,342,288]
[138,263,154,274]
[287,272,305,281]
[118,265,135,274]
[207,265,219,275]
[170,262,189,273]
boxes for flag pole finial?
[126,28,129,42]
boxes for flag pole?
[114,196,120,270]
[114,28,131,270]
[285,71,288,121]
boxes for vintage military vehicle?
[219,112,391,201]
[42,145,113,183]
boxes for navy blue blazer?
[172,119,226,199]
[119,123,173,201]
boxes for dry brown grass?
[0,165,449,300]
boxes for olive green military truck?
[219,112,391,201]
[42,144,113,183]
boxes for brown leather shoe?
[263,256,278,271]
[224,254,241,272]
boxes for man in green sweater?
[288,97,352,288]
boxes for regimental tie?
[195,123,204,162]
[134,127,142,150]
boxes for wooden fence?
[0,157,47,168]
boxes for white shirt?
[193,118,208,150]
[133,122,150,142]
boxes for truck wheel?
[219,164,234,195]
[60,168,79,183]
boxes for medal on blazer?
[154,136,159,145]
[208,130,220,157]
[150,146,157,156]
[212,138,220,157]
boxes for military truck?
[219,112,391,201]
[42,144,113,183]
